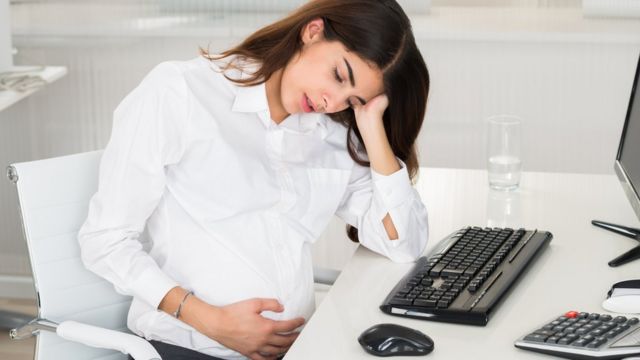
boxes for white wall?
[1,2,640,295]
[0,0,12,71]
[420,39,639,173]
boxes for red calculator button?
[564,311,579,318]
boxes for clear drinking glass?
[486,115,522,191]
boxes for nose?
[322,90,349,113]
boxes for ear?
[301,18,325,45]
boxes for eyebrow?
[343,57,366,105]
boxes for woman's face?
[278,19,385,116]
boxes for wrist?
[360,129,400,176]
[181,296,225,339]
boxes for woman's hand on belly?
[182,294,305,360]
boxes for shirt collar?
[229,68,328,132]
[231,82,269,114]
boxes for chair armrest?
[312,267,340,286]
[56,321,161,360]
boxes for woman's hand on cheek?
[353,93,388,139]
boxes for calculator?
[514,310,640,359]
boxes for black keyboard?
[515,310,640,359]
[380,226,553,326]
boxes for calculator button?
[628,318,639,325]
[586,337,607,348]
[575,328,590,335]
[578,312,589,319]
[564,311,579,319]
[599,314,613,322]
[604,330,618,338]
[557,335,578,345]
[524,334,548,342]
[572,338,593,347]
[614,316,628,323]
[545,336,560,344]
[534,329,557,337]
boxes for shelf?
[0,65,67,112]
[409,6,640,44]
[9,3,640,44]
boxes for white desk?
[286,168,640,359]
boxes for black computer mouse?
[358,323,434,357]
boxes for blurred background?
[0,3,639,354]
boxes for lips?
[301,94,315,113]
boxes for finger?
[272,317,305,332]
[259,345,286,356]
[268,332,299,347]
[254,298,284,313]
[249,353,269,360]
[368,93,389,111]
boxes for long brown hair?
[202,0,430,242]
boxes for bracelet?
[173,290,194,319]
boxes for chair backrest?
[9,151,129,360]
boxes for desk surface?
[286,167,640,359]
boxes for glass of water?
[486,115,522,191]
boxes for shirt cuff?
[131,267,179,310]
[371,159,414,210]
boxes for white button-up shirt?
[78,56,428,359]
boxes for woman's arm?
[353,94,401,240]
[335,94,429,262]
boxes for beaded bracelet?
[173,290,194,319]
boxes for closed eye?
[333,66,343,83]
[333,66,360,109]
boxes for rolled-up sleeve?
[78,62,189,309]
[335,160,428,263]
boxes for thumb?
[255,298,284,313]
[366,93,388,113]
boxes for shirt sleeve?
[335,159,429,263]
[78,62,189,309]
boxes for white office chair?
[7,151,339,360]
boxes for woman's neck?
[265,69,289,124]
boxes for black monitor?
[592,54,640,267]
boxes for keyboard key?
[389,297,413,306]
[441,268,465,277]
[414,299,437,308]
[421,278,434,286]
